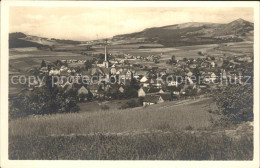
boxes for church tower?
[103,39,109,68]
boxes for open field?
[9,98,253,160]
[9,41,253,73]
[78,99,137,113]
[9,49,92,72]
[9,98,217,136]
[9,131,253,160]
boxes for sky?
[10,7,253,41]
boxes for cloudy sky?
[10,7,253,41]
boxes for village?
[13,40,251,110]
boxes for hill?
[113,18,253,47]
[9,32,82,48]
[9,32,45,48]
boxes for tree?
[84,60,92,70]
[120,99,140,109]
[87,91,93,101]
[212,84,253,123]
[194,67,201,84]
[41,60,46,68]
[54,60,63,67]
[197,51,203,56]
[130,78,140,90]
[167,55,177,65]
[9,81,80,118]
[138,97,144,106]
[171,55,176,62]
[124,86,138,99]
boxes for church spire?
[103,39,109,68]
[105,39,108,62]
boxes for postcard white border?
[1,1,259,168]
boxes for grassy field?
[78,99,137,113]
[9,132,253,160]
[9,97,253,160]
[9,49,93,72]
[9,98,216,136]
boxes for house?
[167,86,182,95]
[40,67,48,73]
[158,93,172,101]
[49,69,60,76]
[189,64,197,69]
[158,88,165,93]
[138,87,146,97]
[77,86,89,95]
[60,65,68,72]
[143,81,150,88]
[153,80,163,88]
[145,86,160,94]
[168,80,178,87]
[143,95,164,106]
[125,69,133,80]
[119,86,124,93]
[110,65,117,75]
[210,72,217,82]
[186,71,193,77]
[88,84,100,96]
[64,83,73,92]
[210,61,216,68]
[140,76,148,83]
[186,76,194,84]
[201,61,211,68]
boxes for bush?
[70,105,80,113]
[138,97,144,106]
[100,104,110,111]
[197,51,204,56]
[212,84,253,123]
[9,84,80,118]
[120,99,140,109]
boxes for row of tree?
[9,76,80,118]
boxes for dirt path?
[158,97,211,109]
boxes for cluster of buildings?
[31,41,253,106]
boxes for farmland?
[9,97,253,160]
[9,41,253,73]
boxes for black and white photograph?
[0,1,259,168]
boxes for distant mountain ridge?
[9,18,253,48]
[113,18,253,47]
[9,32,82,48]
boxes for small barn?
[143,95,164,106]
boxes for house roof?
[78,86,88,95]
[100,67,111,75]
[158,93,172,101]
[146,87,160,93]
[40,67,48,70]
[64,83,73,91]
[166,86,182,92]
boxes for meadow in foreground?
[9,98,253,160]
